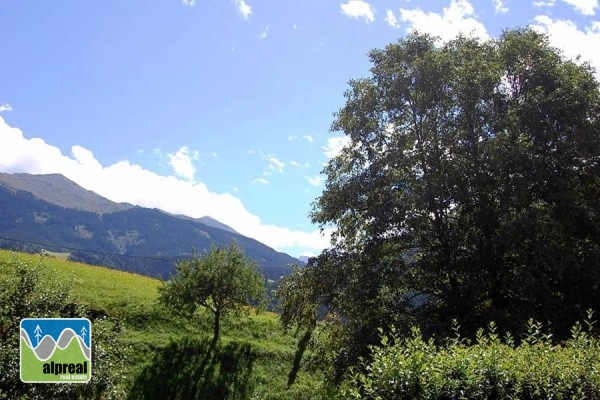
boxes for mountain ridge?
[0,172,133,214]
[0,172,300,280]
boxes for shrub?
[0,253,127,399]
[341,316,600,399]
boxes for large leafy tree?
[290,28,600,381]
[159,243,266,343]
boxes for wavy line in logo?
[20,328,91,361]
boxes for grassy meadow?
[0,250,327,399]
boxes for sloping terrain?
[0,250,324,399]
[0,172,133,214]
[0,173,300,280]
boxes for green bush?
[0,253,127,399]
[341,317,600,400]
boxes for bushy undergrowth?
[342,318,600,400]
[0,253,127,399]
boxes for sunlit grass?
[0,250,327,399]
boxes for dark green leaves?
[159,243,266,342]
[304,28,600,380]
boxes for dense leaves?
[0,253,127,399]
[288,28,600,381]
[341,316,600,399]
[159,243,266,342]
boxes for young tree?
[289,28,600,381]
[159,243,266,343]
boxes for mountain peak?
[0,172,299,280]
[0,172,133,214]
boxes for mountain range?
[0,172,302,280]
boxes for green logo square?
[20,318,92,383]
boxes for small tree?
[159,243,266,342]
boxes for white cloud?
[182,0,196,7]
[167,146,199,181]
[268,156,285,172]
[532,16,600,78]
[252,177,270,184]
[561,0,598,15]
[290,160,302,167]
[340,0,375,23]
[232,0,252,19]
[385,9,400,28]
[534,0,556,6]
[303,135,315,143]
[322,135,351,158]
[72,145,103,170]
[259,25,269,40]
[307,174,324,186]
[288,134,296,141]
[493,0,509,13]
[0,104,13,113]
[0,116,331,255]
[293,23,298,30]
[398,0,489,42]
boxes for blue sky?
[1,0,599,257]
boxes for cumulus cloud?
[340,0,375,23]
[232,0,252,19]
[303,135,315,143]
[0,104,12,113]
[322,136,351,158]
[493,0,509,13]
[181,0,196,7]
[534,0,556,6]
[398,0,489,42]
[561,0,598,15]
[252,177,270,184]
[259,25,269,40]
[0,116,331,255]
[307,174,324,186]
[267,156,285,173]
[167,146,199,181]
[385,9,400,28]
[532,16,600,79]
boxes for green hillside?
[0,250,326,399]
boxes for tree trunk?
[212,309,221,345]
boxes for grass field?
[0,250,327,399]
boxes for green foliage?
[0,253,127,399]
[341,315,600,399]
[275,265,319,332]
[303,27,600,379]
[158,242,266,342]
[0,250,328,399]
